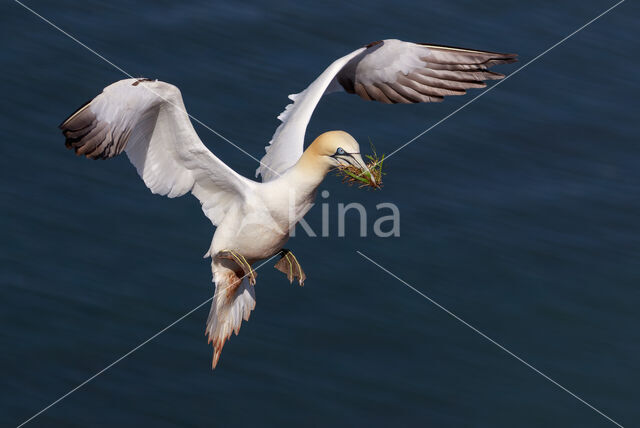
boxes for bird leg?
[274,249,306,286]
[216,250,257,285]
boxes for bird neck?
[287,143,332,194]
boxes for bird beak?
[350,153,377,187]
[332,150,379,188]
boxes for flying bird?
[60,39,516,368]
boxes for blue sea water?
[1,0,639,426]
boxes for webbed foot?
[274,249,306,286]
[217,250,257,285]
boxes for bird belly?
[234,223,289,262]
[211,207,290,263]
[209,182,316,264]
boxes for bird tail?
[205,271,256,369]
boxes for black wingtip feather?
[59,97,94,130]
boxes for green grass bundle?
[334,144,384,189]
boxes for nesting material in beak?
[335,145,384,189]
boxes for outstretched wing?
[256,39,517,181]
[61,78,255,225]
[255,47,366,181]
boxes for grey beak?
[349,153,376,187]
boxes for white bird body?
[60,39,516,367]
[207,149,333,262]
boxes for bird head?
[311,131,376,187]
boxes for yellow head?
[299,130,375,186]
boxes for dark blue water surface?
[2,0,639,426]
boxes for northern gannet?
[60,39,516,368]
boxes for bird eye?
[336,147,346,155]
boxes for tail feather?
[206,270,256,369]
